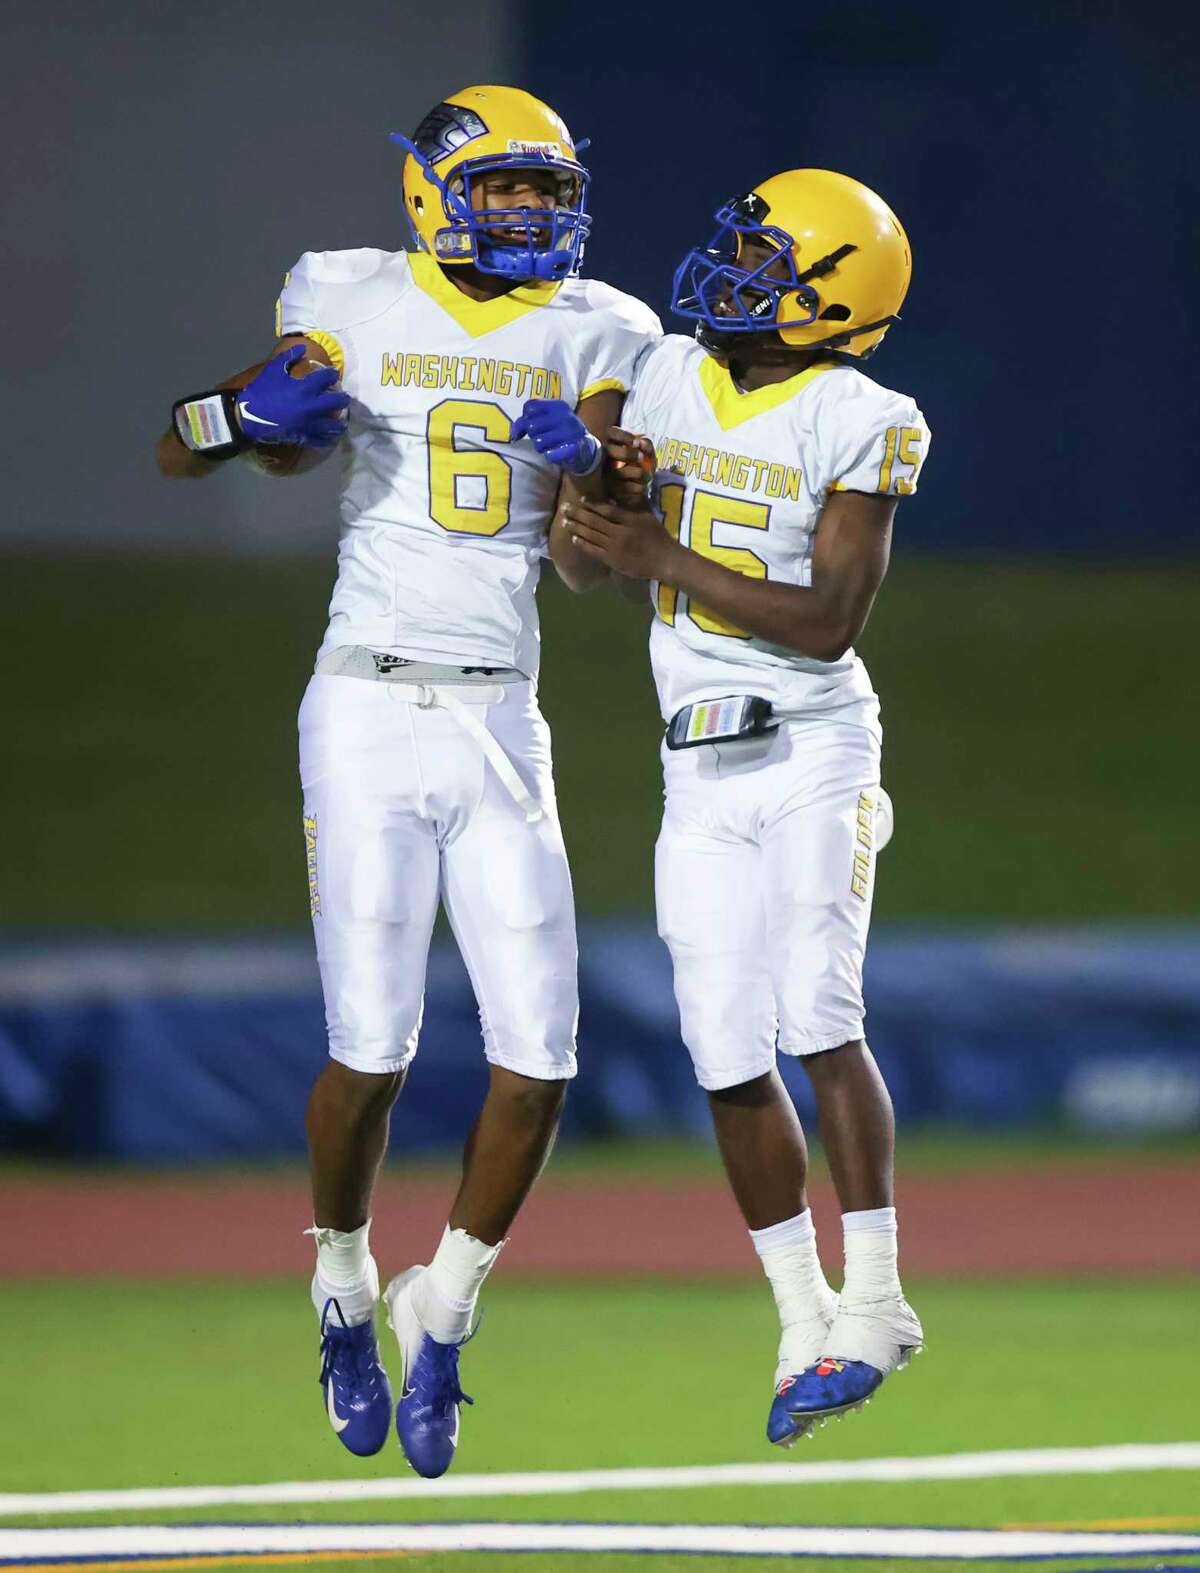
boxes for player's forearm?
[659,541,866,660]
[156,427,216,478]
[154,360,269,480]
[549,472,612,590]
[549,502,608,591]
[156,342,344,481]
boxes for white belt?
[315,646,541,822]
[385,683,542,824]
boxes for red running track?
[4,1159,1197,1277]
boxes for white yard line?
[1,1441,1197,1518]
[3,1521,1200,1562]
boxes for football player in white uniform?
[156,85,660,1474]
[540,170,929,1444]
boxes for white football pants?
[298,672,578,1080]
[655,718,884,1091]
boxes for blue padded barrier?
[1,926,1197,1158]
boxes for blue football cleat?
[386,1267,474,1479]
[768,1296,923,1446]
[768,1357,884,1444]
[317,1297,393,1457]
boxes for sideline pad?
[4,1521,1200,1563]
[4,1442,1199,1517]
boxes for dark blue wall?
[528,1,1197,552]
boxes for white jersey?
[623,335,930,729]
[278,249,661,675]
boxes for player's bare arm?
[546,387,623,591]
[600,427,658,602]
[564,476,895,661]
[155,336,346,480]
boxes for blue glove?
[235,344,350,447]
[511,398,601,475]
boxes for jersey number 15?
[656,483,770,640]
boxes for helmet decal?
[410,102,489,166]
[728,191,770,225]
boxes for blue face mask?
[392,118,592,284]
[672,192,857,341]
[671,195,818,338]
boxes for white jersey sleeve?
[572,282,663,404]
[824,381,931,499]
[620,333,693,443]
[273,249,395,375]
[275,253,320,337]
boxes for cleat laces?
[408,1337,474,1418]
[319,1299,382,1398]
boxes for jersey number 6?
[427,399,513,536]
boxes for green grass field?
[5,554,1196,928]
[5,1274,1198,1571]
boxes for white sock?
[749,1210,837,1335]
[841,1206,902,1304]
[307,1220,379,1326]
[414,1226,505,1344]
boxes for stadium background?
[2,2,1198,1569]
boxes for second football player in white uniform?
[543,170,930,1444]
[156,85,659,1474]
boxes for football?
[245,354,343,476]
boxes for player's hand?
[235,344,350,447]
[604,427,656,507]
[511,398,601,475]
[560,497,677,581]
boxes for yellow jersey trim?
[303,330,346,380]
[409,252,561,340]
[578,376,626,403]
[697,356,837,432]
[274,271,291,339]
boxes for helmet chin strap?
[698,311,899,360]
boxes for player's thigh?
[299,675,440,1075]
[654,807,776,1091]
[440,689,578,1080]
[761,729,883,1057]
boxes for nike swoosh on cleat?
[237,401,279,428]
[325,1378,350,1434]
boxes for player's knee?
[802,1038,868,1086]
[310,1059,406,1124]
[490,1065,568,1124]
[706,1069,776,1109]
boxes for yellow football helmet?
[391,86,590,282]
[672,168,912,358]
